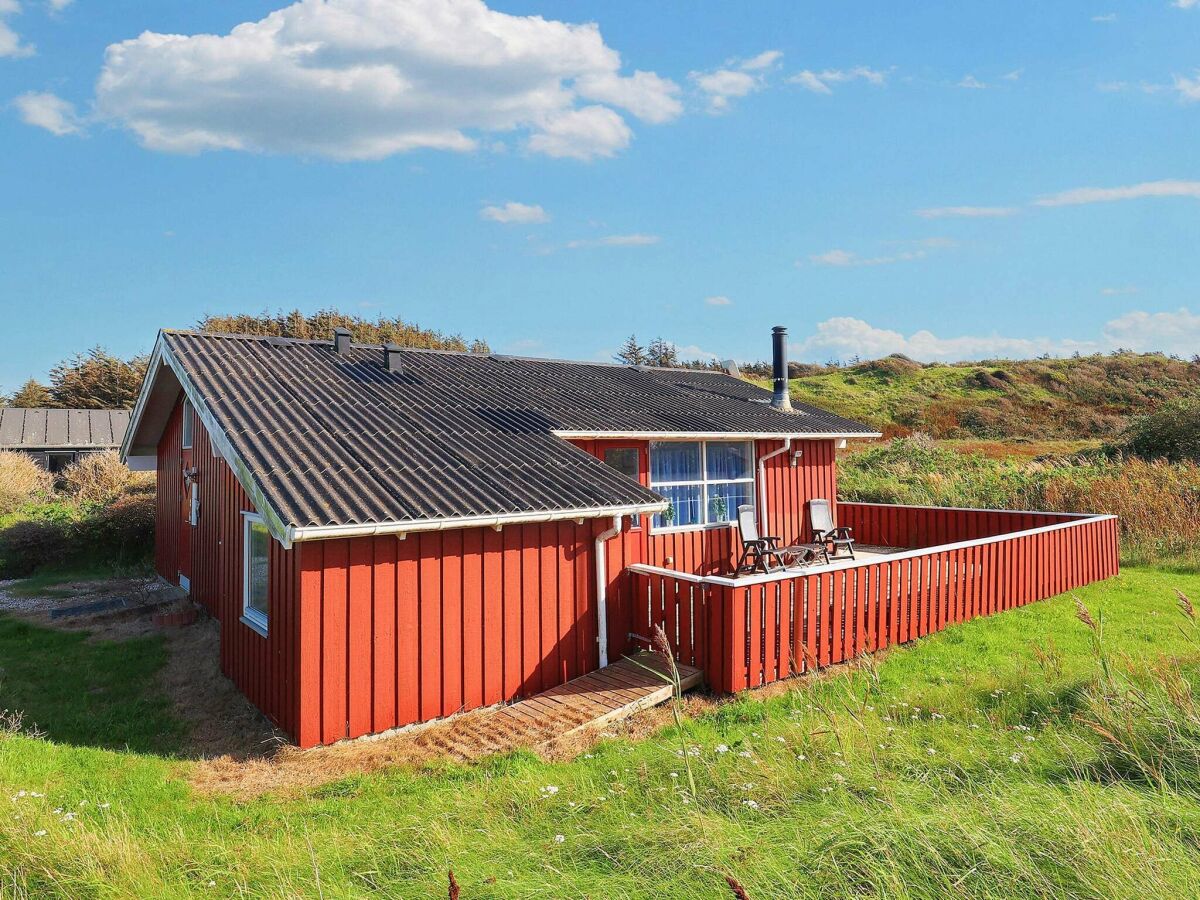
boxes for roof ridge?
[165,329,734,375]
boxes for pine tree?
[646,337,678,368]
[48,347,148,409]
[5,379,52,408]
[615,334,646,365]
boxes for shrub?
[0,517,70,577]
[76,494,155,565]
[1121,399,1200,463]
[0,451,53,518]
[58,451,134,504]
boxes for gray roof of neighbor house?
[0,408,130,450]
[124,330,878,543]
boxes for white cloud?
[1035,180,1200,206]
[0,0,33,58]
[806,239,949,268]
[1174,72,1200,102]
[793,317,1097,362]
[91,0,680,161]
[957,75,987,90]
[740,50,783,71]
[1002,68,1024,81]
[14,91,82,134]
[47,0,72,9]
[480,201,549,224]
[916,205,1019,219]
[791,308,1200,363]
[704,295,732,306]
[1101,286,1139,296]
[1101,308,1200,354]
[1092,13,1118,22]
[566,233,659,249]
[789,66,886,94]
[691,68,759,112]
[1173,0,1198,8]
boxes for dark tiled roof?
[0,408,130,450]
[162,331,875,531]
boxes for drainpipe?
[594,515,623,668]
[757,438,793,536]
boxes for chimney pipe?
[771,325,792,412]
[333,328,351,356]
[383,343,403,373]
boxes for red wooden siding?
[153,402,182,583]
[293,521,603,747]
[840,502,1083,549]
[629,508,1120,694]
[573,438,837,659]
[156,399,302,738]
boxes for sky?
[1,0,1199,393]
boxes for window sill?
[650,521,737,536]
[240,612,268,638]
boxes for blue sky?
[2,1,1199,393]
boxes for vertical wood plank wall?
[573,438,837,659]
[294,521,602,747]
[156,400,301,738]
[630,511,1120,695]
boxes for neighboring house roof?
[0,408,130,450]
[123,330,879,545]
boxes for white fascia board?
[123,333,295,550]
[287,500,668,544]
[552,430,883,441]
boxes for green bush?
[1121,399,1200,463]
[0,495,154,578]
[0,517,70,577]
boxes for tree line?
[1,309,492,410]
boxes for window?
[602,447,643,528]
[242,513,269,636]
[46,451,77,474]
[649,441,754,530]
[181,399,194,449]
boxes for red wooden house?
[122,326,1118,747]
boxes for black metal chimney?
[333,328,352,356]
[771,325,793,412]
[383,343,403,373]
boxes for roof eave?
[551,430,883,440]
[287,500,669,544]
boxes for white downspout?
[594,514,624,668]
[757,437,793,536]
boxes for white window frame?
[181,398,194,449]
[241,512,269,637]
[649,440,755,534]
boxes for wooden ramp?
[494,652,703,742]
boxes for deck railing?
[627,505,1119,694]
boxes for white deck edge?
[627,512,1117,588]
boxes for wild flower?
[737,750,752,759]
[33,829,46,837]
[926,748,937,756]
[715,744,730,754]
[832,773,846,784]
[742,799,759,809]
[669,772,678,779]
[539,785,559,797]
[553,834,565,844]
[1010,753,1023,763]
[775,736,787,743]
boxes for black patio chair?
[735,504,818,574]
[809,499,855,560]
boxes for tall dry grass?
[841,437,1200,567]
[58,451,153,504]
[0,451,53,518]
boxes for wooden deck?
[493,652,703,741]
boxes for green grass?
[762,352,1200,440]
[2,567,1200,897]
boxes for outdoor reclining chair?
[809,499,855,560]
[735,504,818,574]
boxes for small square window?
[603,447,643,528]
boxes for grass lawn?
[2,566,1200,897]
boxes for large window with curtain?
[649,441,754,530]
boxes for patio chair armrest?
[762,535,784,547]
[830,526,854,540]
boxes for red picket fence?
[627,506,1119,694]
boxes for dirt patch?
[0,575,282,760]
[189,657,877,801]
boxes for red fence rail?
[628,507,1119,694]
